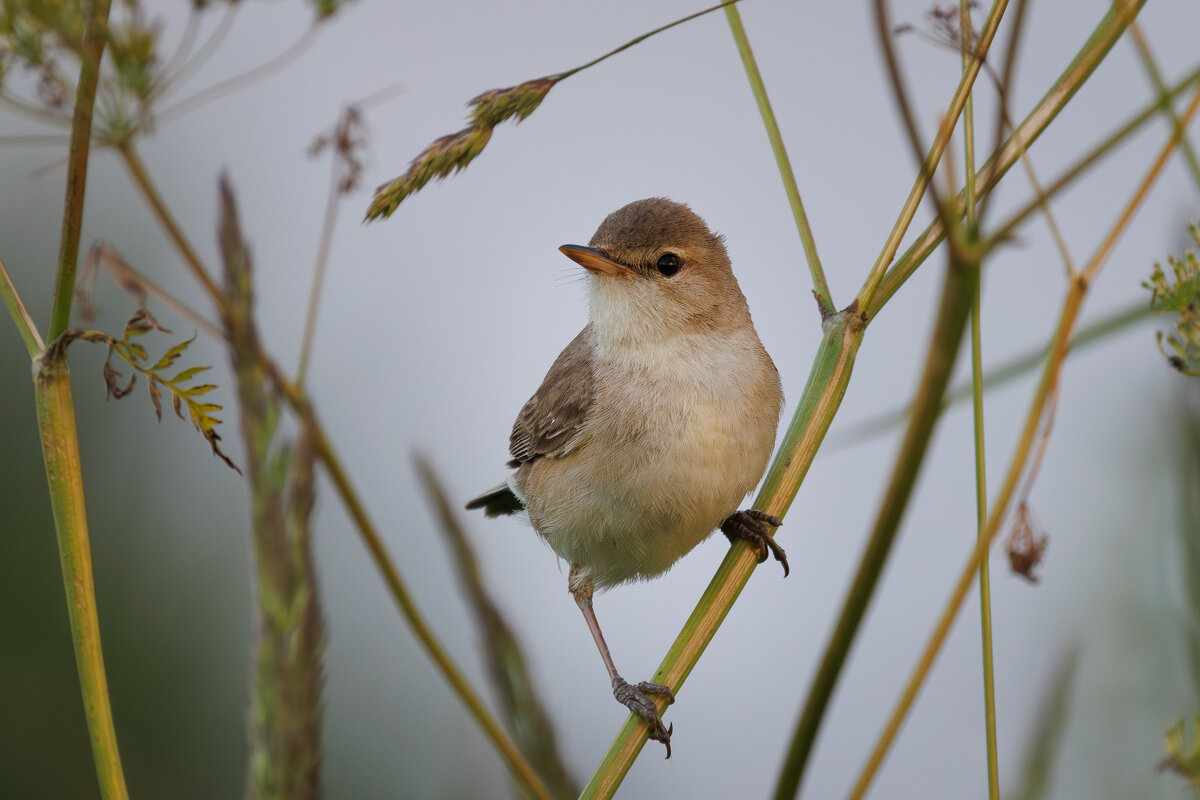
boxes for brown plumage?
[466,198,785,755]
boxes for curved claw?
[613,677,675,757]
[721,509,789,577]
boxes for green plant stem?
[268,371,554,800]
[1129,23,1200,189]
[772,248,979,800]
[0,257,45,357]
[122,150,548,793]
[34,347,129,800]
[295,158,340,386]
[847,78,1200,800]
[855,0,1009,311]
[961,2,1000,795]
[870,0,1148,317]
[47,0,111,343]
[580,309,865,799]
[552,1,742,82]
[723,3,831,313]
[118,143,225,306]
[830,300,1151,450]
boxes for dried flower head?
[1005,503,1048,583]
[366,77,557,221]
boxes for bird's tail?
[465,482,525,517]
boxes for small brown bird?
[467,198,785,755]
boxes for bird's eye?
[656,253,681,277]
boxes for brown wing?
[507,324,595,467]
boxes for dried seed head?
[468,77,555,128]
[366,125,495,220]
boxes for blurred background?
[2,1,1198,797]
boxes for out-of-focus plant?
[1145,224,1200,376]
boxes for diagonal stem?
[723,3,832,313]
[47,0,112,341]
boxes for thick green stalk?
[47,0,111,341]
[772,252,979,800]
[34,348,129,800]
[723,3,832,312]
[580,309,865,799]
[869,0,1148,317]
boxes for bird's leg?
[569,565,675,757]
[721,509,788,576]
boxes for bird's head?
[559,198,750,340]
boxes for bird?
[466,197,785,756]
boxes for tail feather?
[465,482,525,517]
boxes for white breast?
[522,323,781,589]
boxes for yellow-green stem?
[270,372,554,800]
[723,3,832,312]
[870,0,1148,317]
[0,257,44,357]
[1129,23,1200,189]
[846,77,1200,800]
[34,350,129,800]
[47,0,111,341]
[580,309,864,799]
[961,2,1000,796]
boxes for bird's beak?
[558,244,636,276]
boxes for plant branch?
[846,78,1200,800]
[855,0,1009,311]
[266,367,554,800]
[772,242,979,800]
[34,345,129,800]
[118,143,225,306]
[1129,22,1200,190]
[723,3,832,313]
[552,0,742,82]
[156,22,323,126]
[961,2,999,794]
[828,300,1151,449]
[1,257,45,357]
[47,0,112,341]
[869,0,1151,317]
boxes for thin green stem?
[847,78,1200,800]
[723,3,832,313]
[855,0,1009,311]
[869,0,1151,317]
[961,3,999,795]
[552,1,742,81]
[47,0,111,341]
[772,249,979,800]
[0,257,45,357]
[1129,22,1200,190]
[34,347,129,800]
[580,311,865,799]
[828,301,1150,449]
[156,22,322,126]
[295,159,340,386]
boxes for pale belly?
[517,369,778,589]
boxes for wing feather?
[507,325,595,467]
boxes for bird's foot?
[612,676,675,758]
[721,509,788,577]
